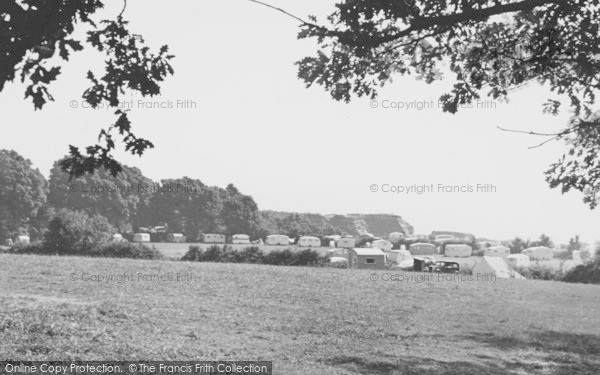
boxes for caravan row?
[139,233,358,247]
[132,232,186,243]
[201,234,353,247]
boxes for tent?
[16,235,30,245]
[409,242,437,255]
[388,249,412,263]
[388,250,413,269]
[445,244,472,257]
[521,246,554,260]
[471,257,525,279]
[505,254,530,268]
[371,239,393,252]
[484,246,510,258]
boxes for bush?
[89,242,164,260]
[513,264,566,281]
[181,245,203,261]
[355,235,376,248]
[181,245,237,262]
[285,249,328,266]
[44,209,115,255]
[181,245,328,267]
[263,248,295,265]
[237,246,264,264]
[563,257,600,284]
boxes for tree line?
[0,149,346,244]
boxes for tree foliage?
[258,211,339,240]
[289,0,600,207]
[545,112,600,208]
[534,233,554,248]
[136,179,261,241]
[44,208,115,254]
[47,157,155,231]
[0,149,48,242]
[566,234,582,252]
[506,236,529,254]
[506,233,554,254]
[1,0,174,177]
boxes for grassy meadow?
[1,253,599,374]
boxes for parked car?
[428,261,460,273]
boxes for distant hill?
[259,211,414,238]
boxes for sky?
[1,0,598,245]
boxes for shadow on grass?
[462,330,600,374]
[463,330,600,356]
[322,330,600,375]
[322,356,510,375]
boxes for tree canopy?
[47,158,155,231]
[1,0,173,177]
[0,149,48,242]
[3,1,600,207]
[284,0,600,207]
[135,178,262,241]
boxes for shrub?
[181,245,203,261]
[181,245,328,267]
[563,257,600,284]
[263,248,296,265]
[286,249,328,266]
[44,209,115,255]
[237,246,264,264]
[181,245,236,263]
[355,235,376,248]
[202,244,229,262]
[89,242,163,260]
[513,263,565,281]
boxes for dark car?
[428,261,460,273]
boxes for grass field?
[1,253,599,374]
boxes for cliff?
[259,211,414,238]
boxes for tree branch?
[497,126,571,136]
[247,0,312,26]
[371,0,562,47]
[497,125,580,149]
[119,0,127,18]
